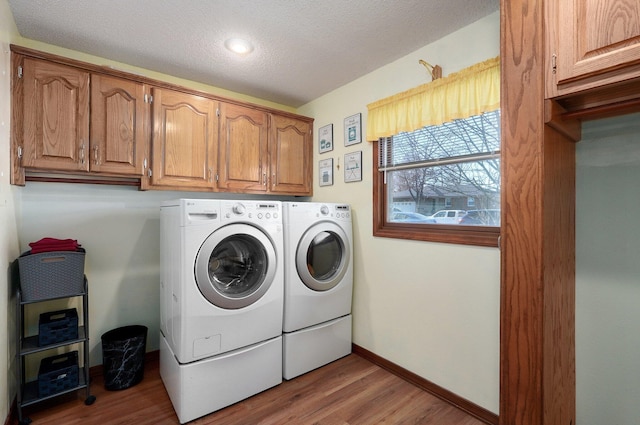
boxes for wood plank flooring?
[20,354,486,425]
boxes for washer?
[282,202,353,379]
[160,199,284,423]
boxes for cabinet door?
[269,115,312,195]
[90,75,147,175]
[551,0,640,96]
[218,103,268,192]
[21,58,90,172]
[150,87,218,189]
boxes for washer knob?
[320,205,329,216]
[232,203,246,215]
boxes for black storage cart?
[15,251,95,425]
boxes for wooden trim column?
[500,1,576,424]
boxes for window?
[368,56,500,247]
[373,110,500,247]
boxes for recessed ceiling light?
[224,38,254,55]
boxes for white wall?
[298,11,500,413]
[576,113,640,425]
[0,0,21,420]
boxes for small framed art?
[318,124,333,154]
[319,158,334,186]
[344,113,362,146]
[344,151,362,183]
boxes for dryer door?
[296,222,350,291]
[195,223,276,309]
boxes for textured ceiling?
[8,0,499,108]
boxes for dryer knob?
[232,203,246,215]
[320,205,330,216]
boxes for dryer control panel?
[332,204,351,221]
[284,202,351,224]
[317,204,351,221]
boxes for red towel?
[29,238,81,254]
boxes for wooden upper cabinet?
[269,114,312,195]
[547,0,640,97]
[218,103,269,192]
[11,46,313,193]
[20,57,90,172]
[149,87,218,189]
[90,74,147,175]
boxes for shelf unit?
[16,277,95,425]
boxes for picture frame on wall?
[344,113,362,146]
[344,151,362,183]
[319,158,334,186]
[318,124,333,154]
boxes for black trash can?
[101,325,147,391]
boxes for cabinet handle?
[80,141,85,165]
[263,172,267,186]
[93,145,99,165]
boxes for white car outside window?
[429,210,467,224]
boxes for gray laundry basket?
[101,325,147,390]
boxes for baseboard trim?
[352,344,499,425]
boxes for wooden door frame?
[500,1,577,424]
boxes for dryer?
[160,199,284,423]
[282,202,353,379]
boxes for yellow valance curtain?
[366,56,500,140]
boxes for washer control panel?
[221,201,281,222]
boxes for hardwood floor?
[19,354,486,425]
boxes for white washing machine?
[282,202,353,379]
[159,199,284,423]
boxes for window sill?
[373,222,500,247]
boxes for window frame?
[372,142,500,248]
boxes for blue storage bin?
[38,308,79,346]
[38,351,79,397]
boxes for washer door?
[195,224,276,309]
[296,222,350,291]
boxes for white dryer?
[160,199,284,423]
[282,202,353,379]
